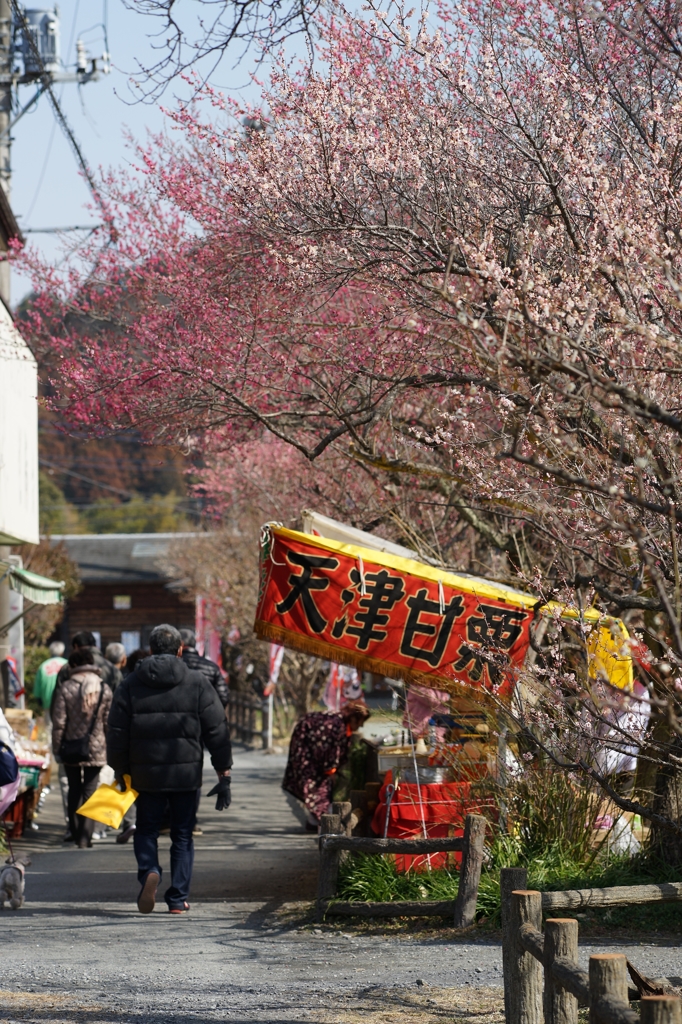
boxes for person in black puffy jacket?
[180,629,229,708]
[107,624,232,915]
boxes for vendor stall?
[2,709,50,838]
[255,513,636,864]
[366,698,498,867]
[0,559,63,837]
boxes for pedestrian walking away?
[110,641,138,844]
[179,629,229,707]
[52,632,118,703]
[50,632,118,840]
[33,641,67,720]
[122,648,149,677]
[50,649,112,849]
[179,629,229,836]
[104,642,127,692]
[107,624,232,914]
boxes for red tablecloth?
[371,770,493,871]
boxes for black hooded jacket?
[106,654,232,792]
[181,647,229,707]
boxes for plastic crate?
[19,766,41,789]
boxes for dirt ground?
[0,984,505,1024]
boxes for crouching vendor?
[282,701,370,831]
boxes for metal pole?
[267,691,273,749]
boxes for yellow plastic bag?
[77,774,138,828]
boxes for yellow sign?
[586,620,634,692]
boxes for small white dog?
[0,856,30,909]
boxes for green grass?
[337,851,462,903]
[335,838,682,933]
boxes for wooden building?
[50,533,197,653]
[0,190,36,689]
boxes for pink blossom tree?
[22,0,682,852]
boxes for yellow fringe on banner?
[257,525,635,695]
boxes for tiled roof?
[49,532,201,584]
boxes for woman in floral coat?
[282,701,370,830]
[52,649,112,848]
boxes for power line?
[40,454,185,472]
[38,425,174,446]
[24,119,57,222]
[26,224,102,233]
[42,500,200,513]
[40,458,201,514]
[10,0,109,223]
[39,457,142,498]
[25,0,81,223]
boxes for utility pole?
[0,7,107,701]
[0,0,11,672]
[0,0,11,303]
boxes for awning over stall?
[1,563,64,605]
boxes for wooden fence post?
[641,996,682,1024]
[249,701,256,745]
[589,954,629,1024]
[454,813,487,928]
[316,812,342,923]
[509,890,543,1024]
[350,790,368,835]
[501,867,528,1024]
[262,696,271,750]
[332,801,353,836]
[332,801,353,865]
[544,918,579,1024]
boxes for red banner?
[254,526,534,698]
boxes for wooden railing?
[226,691,272,749]
[501,868,682,1024]
[317,808,487,926]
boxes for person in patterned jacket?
[282,701,370,830]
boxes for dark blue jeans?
[134,790,197,909]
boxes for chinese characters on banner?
[254,526,538,698]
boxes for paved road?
[15,748,319,904]
[1,748,680,1024]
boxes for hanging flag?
[268,644,284,687]
[323,663,362,710]
[254,525,545,698]
[263,643,285,697]
[254,524,634,699]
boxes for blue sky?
[12,0,265,304]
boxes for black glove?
[207,775,231,811]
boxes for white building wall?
[0,302,39,545]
